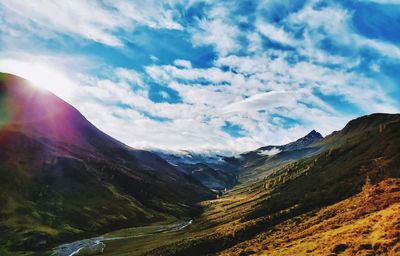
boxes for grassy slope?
[220,178,400,256]
[139,114,400,256]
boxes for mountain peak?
[282,129,323,151]
[305,130,323,139]
[251,129,324,158]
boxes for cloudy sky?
[0,0,399,154]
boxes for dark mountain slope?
[0,73,213,254]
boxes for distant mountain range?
[155,130,323,190]
[154,151,240,191]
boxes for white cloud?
[256,21,296,46]
[159,91,170,99]
[0,0,184,46]
[369,62,381,72]
[0,0,124,46]
[173,59,192,69]
[287,2,400,59]
[150,55,159,62]
[224,91,300,113]
[358,0,400,3]
[115,68,144,88]
[106,0,183,30]
[190,5,241,56]
[145,64,241,85]
[258,147,281,156]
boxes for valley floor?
[93,178,400,256]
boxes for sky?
[0,0,399,154]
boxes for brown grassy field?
[219,178,400,256]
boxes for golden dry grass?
[219,178,400,256]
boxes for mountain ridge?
[250,129,323,155]
[155,130,324,190]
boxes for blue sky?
[0,0,399,154]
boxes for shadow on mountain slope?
[0,73,213,254]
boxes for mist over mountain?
[154,130,323,190]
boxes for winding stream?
[51,219,193,256]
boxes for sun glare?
[0,59,75,101]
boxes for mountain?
[155,151,240,191]
[156,131,323,190]
[0,73,213,254]
[254,129,323,153]
[143,113,400,256]
[238,129,323,182]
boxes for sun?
[0,59,75,101]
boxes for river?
[51,219,193,256]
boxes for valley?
[52,219,193,256]
[0,73,399,256]
[98,114,400,256]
